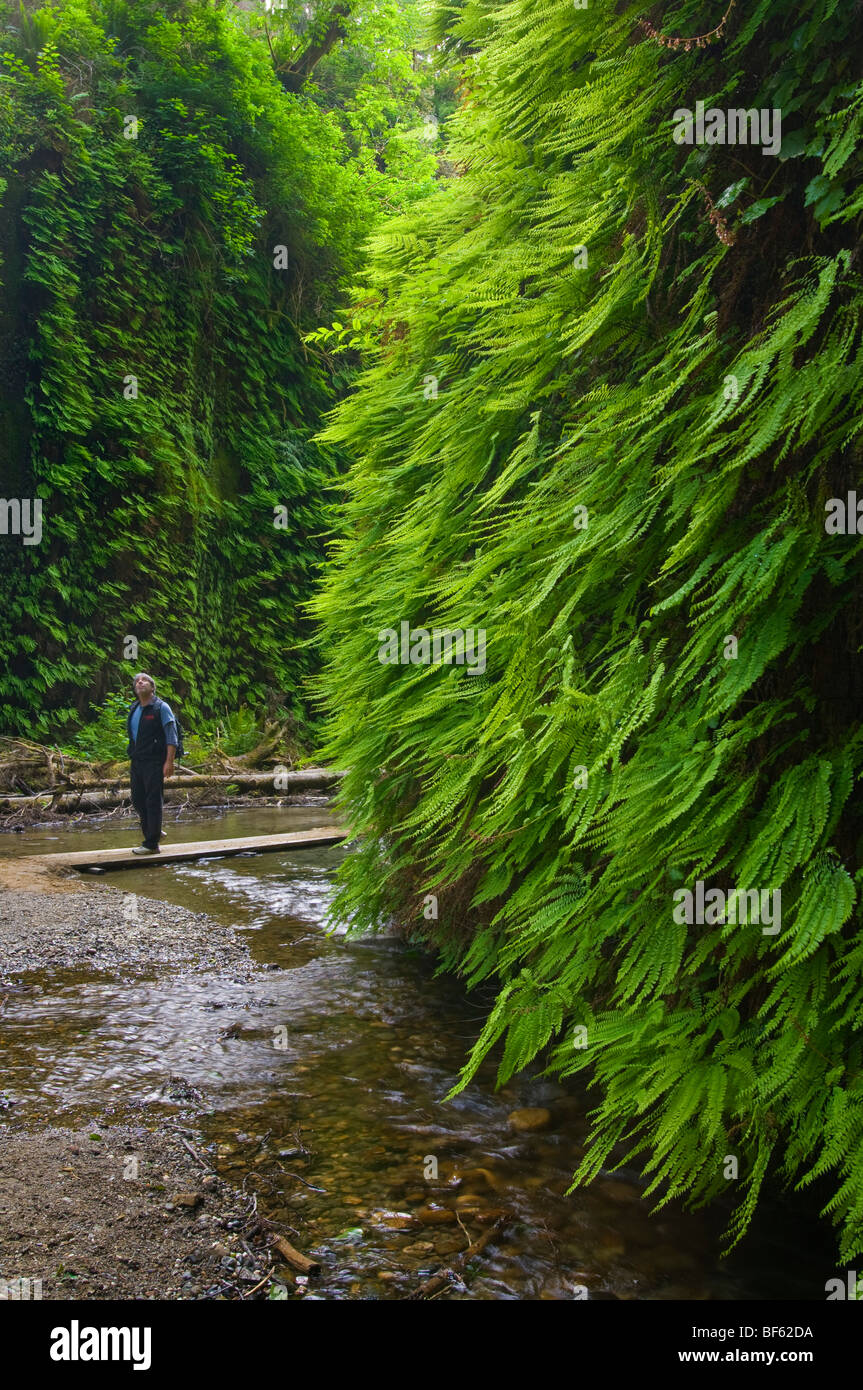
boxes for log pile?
[0,737,97,794]
[0,730,343,828]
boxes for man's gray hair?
[132,672,156,692]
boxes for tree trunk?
[277,2,355,93]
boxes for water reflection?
[0,807,836,1299]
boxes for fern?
[312,0,863,1261]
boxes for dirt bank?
[0,882,292,1300]
[0,1121,274,1301]
[0,855,73,894]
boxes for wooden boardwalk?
[34,826,347,873]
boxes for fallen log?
[271,1236,321,1276]
[229,723,284,768]
[0,739,89,791]
[0,768,345,812]
[3,768,341,793]
[133,769,337,792]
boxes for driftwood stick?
[241,1270,272,1299]
[271,1236,322,1276]
[179,1135,216,1172]
[271,1159,327,1193]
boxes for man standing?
[127,673,177,854]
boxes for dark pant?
[130,758,164,848]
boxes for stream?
[0,807,834,1300]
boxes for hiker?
[127,672,177,854]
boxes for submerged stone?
[507,1108,551,1133]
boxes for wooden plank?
[34,826,347,873]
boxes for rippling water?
[0,807,835,1299]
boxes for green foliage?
[0,0,383,740]
[189,705,265,758]
[250,0,454,214]
[312,0,863,1259]
[63,688,130,761]
[61,683,269,761]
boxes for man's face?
[135,678,154,703]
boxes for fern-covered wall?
[312,0,863,1258]
[0,0,371,737]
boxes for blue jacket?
[127,696,178,760]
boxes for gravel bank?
[0,888,249,977]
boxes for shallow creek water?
[0,807,835,1299]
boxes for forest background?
[0,0,454,751]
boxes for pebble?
[454,1194,488,1211]
[457,1167,501,1191]
[416,1204,456,1226]
[372,1210,417,1229]
[430,1235,465,1257]
[507,1108,552,1133]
